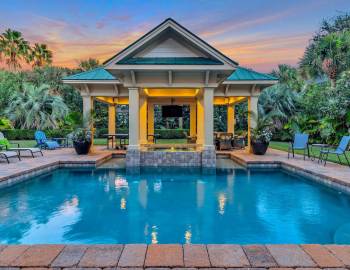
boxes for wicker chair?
[218,133,233,150]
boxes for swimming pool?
[0,167,350,244]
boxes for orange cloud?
[0,13,312,72]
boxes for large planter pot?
[73,140,92,155]
[251,141,269,155]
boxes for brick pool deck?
[0,244,349,269]
[1,147,350,267]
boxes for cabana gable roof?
[103,18,238,69]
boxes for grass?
[269,141,350,166]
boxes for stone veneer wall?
[125,149,141,167]
[126,149,216,167]
[141,150,201,167]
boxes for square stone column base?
[126,148,141,167]
[201,146,216,168]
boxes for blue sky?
[1,0,349,71]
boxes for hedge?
[154,129,188,139]
[1,128,189,140]
[2,129,74,140]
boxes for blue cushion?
[45,141,60,150]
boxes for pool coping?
[0,153,112,189]
[230,151,350,194]
[1,148,350,195]
[0,243,349,269]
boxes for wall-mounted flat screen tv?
[162,105,183,118]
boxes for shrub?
[0,118,13,130]
[154,129,188,139]
[2,129,73,140]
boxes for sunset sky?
[1,0,349,72]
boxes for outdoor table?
[310,143,329,162]
[105,134,128,149]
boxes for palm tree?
[5,83,69,129]
[0,29,31,71]
[271,64,304,91]
[259,85,300,130]
[78,58,100,71]
[30,43,52,67]
[301,31,350,86]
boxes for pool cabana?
[63,18,277,167]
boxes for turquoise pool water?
[0,167,350,244]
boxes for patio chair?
[34,131,60,150]
[319,136,350,167]
[0,145,21,163]
[0,132,43,158]
[233,135,245,149]
[218,133,233,151]
[288,133,310,160]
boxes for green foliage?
[0,117,13,130]
[259,84,300,130]
[155,129,189,139]
[214,105,227,131]
[71,128,92,143]
[0,29,31,70]
[5,83,69,129]
[78,58,101,71]
[2,129,73,140]
[300,13,350,83]
[0,70,24,114]
[30,43,52,67]
[271,64,304,90]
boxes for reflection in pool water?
[0,167,350,244]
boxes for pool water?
[1,167,350,244]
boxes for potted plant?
[72,128,92,155]
[250,117,273,155]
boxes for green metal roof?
[63,67,116,80]
[63,66,276,82]
[117,57,223,65]
[227,67,277,81]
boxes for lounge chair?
[319,136,350,166]
[0,132,43,158]
[0,145,21,163]
[34,131,60,150]
[288,133,310,160]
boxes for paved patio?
[0,244,349,269]
[0,146,122,182]
[1,146,350,192]
[230,149,350,191]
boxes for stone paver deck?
[1,146,350,194]
[230,149,350,192]
[0,244,348,269]
[0,146,124,183]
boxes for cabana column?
[108,104,116,135]
[227,103,235,134]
